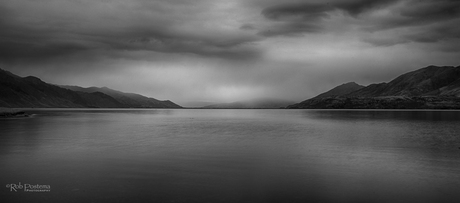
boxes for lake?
[1,109,460,203]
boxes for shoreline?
[0,108,29,118]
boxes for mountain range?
[2,65,460,109]
[201,98,295,109]
[0,68,181,108]
[288,65,460,109]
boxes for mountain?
[288,65,460,109]
[61,86,180,108]
[0,68,182,108]
[347,65,460,97]
[202,98,295,109]
[312,82,364,99]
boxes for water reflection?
[302,109,460,122]
[1,109,460,203]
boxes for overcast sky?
[1,0,459,106]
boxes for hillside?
[348,66,460,97]
[288,65,460,109]
[61,86,180,108]
[312,82,364,99]
[0,68,182,108]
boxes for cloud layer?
[0,0,262,62]
[1,0,459,105]
[258,0,460,45]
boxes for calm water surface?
[1,109,460,203]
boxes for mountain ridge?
[0,68,182,108]
[347,65,460,97]
[288,65,460,109]
[60,85,179,108]
[312,82,365,99]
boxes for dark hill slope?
[313,82,364,99]
[0,68,181,108]
[0,69,121,108]
[348,66,460,97]
[288,65,460,109]
[61,86,181,108]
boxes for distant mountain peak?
[23,76,44,84]
[24,76,42,81]
[342,82,359,85]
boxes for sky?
[1,0,459,106]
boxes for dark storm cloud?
[258,22,322,37]
[337,0,400,16]
[258,0,460,46]
[262,3,331,22]
[259,0,400,36]
[124,36,261,60]
[366,0,460,30]
[405,24,460,44]
[3,0,458,63]
[1,0,459,105]
[363,15,460,49]
[0,0,261,63]
[373,0,460,50]
[262,0,398,20]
